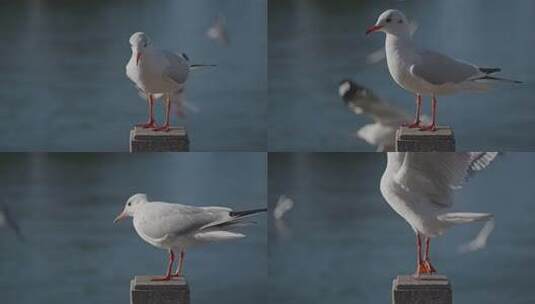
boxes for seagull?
[338,80,424,151]
[113,193,266,281]
[126,32,214,131]
[273,195,294,239]
[206,14,230,46]
[366,9,521,131]
[273,195,294,220]
[0,203,24,241]
[380,152,498,276]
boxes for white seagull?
[380,152,498,276]
[113,193,266,281]
[126,32,214,131]
[366,9,521,131]
[338,79,425,151]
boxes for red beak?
[366,25,384,35]
[136,52,142,66]
[113,210,127,223]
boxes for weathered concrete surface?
[130,275,190,304]
[396,126,455,152]
[392,274,452,304]
[129,127,189,152]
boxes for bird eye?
[128,202,131,206]
[386,18,392,23]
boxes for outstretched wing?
[394,152,498,208]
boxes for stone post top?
[132,275,188,290]
[396,126,454,140]
[395,126,456,152]
[131,126,188,139]
[394,274,451,289]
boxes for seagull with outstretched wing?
[380,152,498,276]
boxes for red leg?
[154,95,171,132]
[151,249,175,281]
[172,250,185,277]
[423,238,437,274]
[404,94,422,128]
[420,95,438,131]
[414,232,433,276]
[137,94,158,129]
[415,233,424,275]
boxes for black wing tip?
[230,208,267,217]
[191,64,217,68]
[479,67,501,74]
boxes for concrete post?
[395,127,455,152]
[129,127,189,152]
[130,275,190,304]
[392,274,452,304]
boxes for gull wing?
[161,50,190,85]
[136,203,228,240]
[394,152,498,207]
[410,50,480,85]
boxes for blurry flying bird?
[338,79,428,151]
[206,14,230,47]
[273,195,294,220]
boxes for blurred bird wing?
[273,195,294,220]
[356,123,395,147]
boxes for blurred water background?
[0,153,267,304]
[269,153,535,303]
[0,0,266,151]
[269,0,535,151]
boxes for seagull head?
[113,193,148,223]
[366,9,410,36]
[129,32,151,66]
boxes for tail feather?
[438,212,495,253]
[437,212,493,224]
[474,75,523,84]
[194,231,245,242]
